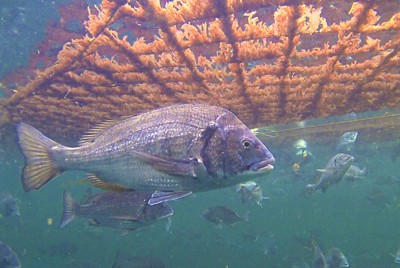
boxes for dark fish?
[0,191,20,218]
[17,104,274,193]
[306,153,354,193]
[59,190,174,235]
[313,246,349,268]
[0,241,21,268]
[202,205,249,226]
[112,251,165,268]
[40,241,78,257]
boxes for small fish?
[0,191,20,218]
[292,139,314,173]
[112,251,165,268]
[202,205,249,227]
[306,153,354,193]
[59,190,176,235]
[0,241,21,268]
[344,164,366,182]
[40,241,77,257]
[235,181,270,206]
[313,246,349,268]
[336,132,358,153]
[17,104,275,193]
[325,248,350,268]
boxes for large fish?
[17,104,275,193]
[59,190,174,235]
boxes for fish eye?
[241,138,253,149]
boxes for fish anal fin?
[59,191,78,229]
[86,174,131,191]
[110,215,139,221]
[120,228,136,236]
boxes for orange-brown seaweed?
[0,0,399,141]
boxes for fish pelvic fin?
[86,174,131,191]
[17,123,62,192]
[59,191,78,228]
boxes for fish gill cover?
[0,0,399,140]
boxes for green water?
[1,135,400,267]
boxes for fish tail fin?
[17,123,62,192]
[59,191,78,228]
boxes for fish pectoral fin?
[109,215,140,221]
[148,191,191,205]
[316,169,327,173]
[86,174,131,191]
[131,150,200,177]
[88,218,100,226]
[120,228,136,236]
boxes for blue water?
[1,1,400,267]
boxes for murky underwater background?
[1,119,400,267]
[1,1,400,268]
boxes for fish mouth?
[249,158,275,172]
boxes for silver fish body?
[306,153,354,193]
[17,104,275,192]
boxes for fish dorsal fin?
[79,119,118,146]
[86,174,131,191]
[78,117,129,146]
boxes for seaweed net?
[1,0,399,140]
